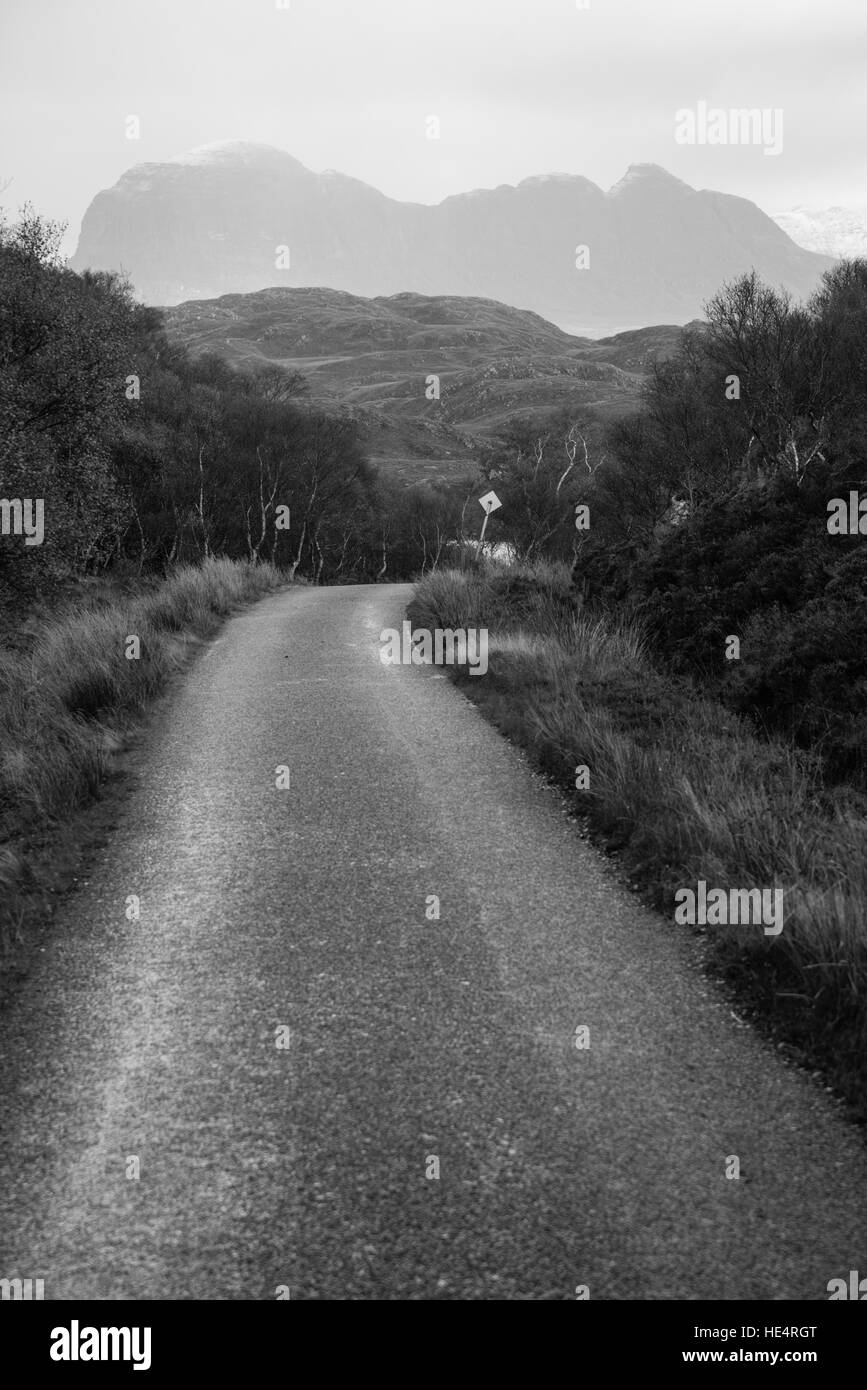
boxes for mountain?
[164,286,688,481]
[772,206,867,259]
[71,142,833,335]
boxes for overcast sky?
[2,0,865,255]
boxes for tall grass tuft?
[0,559,283,948]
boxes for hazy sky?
[2,0,865,254]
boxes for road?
[0,582,864,1300]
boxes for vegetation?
[566,261,867,793]
[410,561,867,1116]
[0,205,478,598]
[0,558,283,948]
[467,261,867,796]
[0,202,485,949]
[410,261,867,1114]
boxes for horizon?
[22,138,867,276]
[2,0,866,258]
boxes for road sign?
[476,490,502,561]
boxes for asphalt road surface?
[1,583,865,1300]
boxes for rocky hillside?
[164,287,688,480]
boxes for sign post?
[477,490,502,560]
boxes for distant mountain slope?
[773,206,867,259]
[71,141,833,335]
[164,286,686,480]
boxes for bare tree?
[243,445,282,563]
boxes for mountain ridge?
[71,141,834,335]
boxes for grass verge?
[0,558,284,954]
[409,561,867,1120]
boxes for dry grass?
[0,558,284,948]
[410,562,867,1116]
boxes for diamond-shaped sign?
[479,490,502,514]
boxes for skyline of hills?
[70,140,834,337]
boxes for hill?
[164,287,688,480]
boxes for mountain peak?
[517,173,590,187]
[166,140,303,168]
[607,164,691,197]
